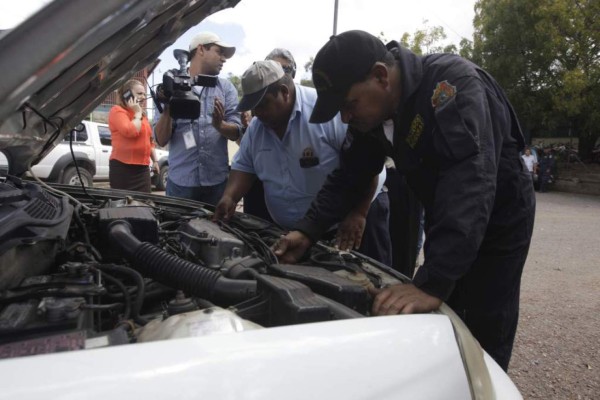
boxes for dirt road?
[509,191,600,399]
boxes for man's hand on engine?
[212,195,236,222]
[336,211,366,251]
[369,284,442,315]
[272,231,312,264]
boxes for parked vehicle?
[0,1,521,399]
[27,120,111,187]
[26,120,169,189]
[151,147,169,191]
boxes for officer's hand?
[241,111,252,128]
[212,98,225,130]
[370,284,442,315]
[212,195,236,222]
[336,211,366,251]
[272,231,312,264]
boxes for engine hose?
[96,264,148,326]
[108,221,257,304]
[98,270,131,320]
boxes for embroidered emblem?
[299,147,319,168]
[302,147,315,158]
[406,115,424,149]
[431,80,457,108]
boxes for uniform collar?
[386,41,423,106]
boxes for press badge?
[182,130,196,150]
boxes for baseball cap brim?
[236,87,269,112]
[217,44,235,59]
[309,91,344,123]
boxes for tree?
[473,0,600,156]
[401,22,449,55]
[227,73,242,99]
[302,57,315,87]
[395,22,473,60]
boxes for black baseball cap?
[310,30,388,123]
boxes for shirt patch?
[406,114,424,149]
[299,146,319,168]
[431,80,457,108]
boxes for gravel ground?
[508,191,600,399]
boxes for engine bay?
[0,176,407,359]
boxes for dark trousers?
[447,160,536,371]
[358,191,393,267]
[385,168,421,277]
[448,246,531,371]
[166,178,227,206]
[321,191,393,267]
[243,179,273,222]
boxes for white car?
[27,121,111,187]
[0,1,521,399]
[24,120,169,189]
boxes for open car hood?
[0,0,240,176]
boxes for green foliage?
[304,57,314,74]
[473,0,600,156]
[227,73,243,98]
[399,21,453,55]
[302,57,315,87]
[395,21,474,61]
[458,38,474,60]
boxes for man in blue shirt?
[214,60,392,266]
[240,48,299,222]
[155,32,242,205]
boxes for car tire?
[156,165,168,191]
[61,166,94,187]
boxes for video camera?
[155,49,218,120]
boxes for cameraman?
[155,32,242,204]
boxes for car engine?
[0,176,406,359]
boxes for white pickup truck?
[29,120,169,189]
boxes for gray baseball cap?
[236,60,285,111]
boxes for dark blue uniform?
[296,43,536,370]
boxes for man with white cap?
[213,60,392,266]
[155,32,242,205]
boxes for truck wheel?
[156,165,168,191]
[61,166,94,187]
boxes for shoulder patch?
[431,80,457,108]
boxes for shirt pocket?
[301,165,329,196]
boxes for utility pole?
[333,0,339,36]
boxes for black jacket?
[295,43,535,301]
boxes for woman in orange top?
[108,79,158,193]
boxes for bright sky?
[1,0,477,83]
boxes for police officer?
[274,30,536,371]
